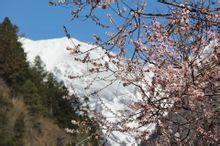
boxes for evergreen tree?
[33,55,47,80]
[0,17,28,86]
[21,79,47,115]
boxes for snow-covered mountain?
[20,37,155,145]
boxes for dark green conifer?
[0,17,28,86]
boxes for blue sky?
[0,0,166,42]
[0,0,74,40]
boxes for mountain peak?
[20,37,155,145]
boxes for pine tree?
[0,17,28,86]
[33,55,47,79]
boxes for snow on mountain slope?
[20,37,155,145]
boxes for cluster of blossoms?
[52,0,220,144]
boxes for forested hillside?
[0,17,99,146]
